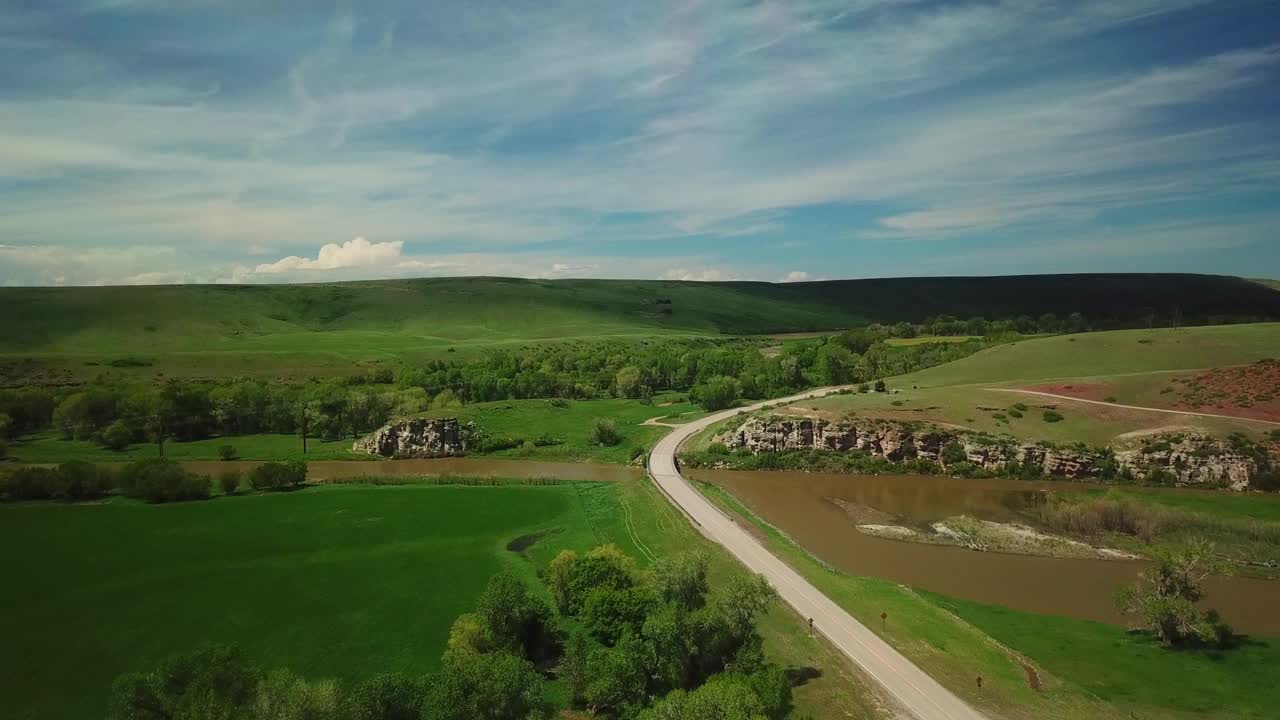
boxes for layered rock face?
[716,416,1264,490]
[354,417,473,458]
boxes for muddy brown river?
[690,469,1280,635]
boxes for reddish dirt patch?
[1021,382,1112,401]
[1166,360,1280,422]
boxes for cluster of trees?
[546,546,790,718]
[1,335,1000,451]
[108,548,795,720]
[1,459,308,504]
[889,312,1090,338]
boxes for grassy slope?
[0,480,883,720]
[896,324,1280,389]
[695,482,1280,720]
[2,275,1277,381]
[789,324,1279,445]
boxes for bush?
[873,380,887,393]
[941,442,968,465]
[3,467,58,501]
[249,461,307,491]
[118,458,211,503]
[1042,410,1064,423]
[1013,402,1028,411]
[475,434,523,453]
[1007,408,1023,418]
[629,446,646,462]
[1104,396,1117,403]
[591,419,622,447]
[1,462,113,502]
[857,383,869,393]
[219,470,242,495]
[218,444,239,461]
[100,420,133,451]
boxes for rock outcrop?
[354,417,473,458]
[716,415,1266,490]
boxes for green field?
[0,480,882,720]
[4,397,691,465]
[2,274,1276,382]
[695,482,1280,720]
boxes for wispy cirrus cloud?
[0,0,1277,285]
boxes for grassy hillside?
[2,274,1277,356]
[895,323,1280,388]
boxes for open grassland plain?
[694,482,1280,720]
[2,274,1276,383]
[0,480,884,720]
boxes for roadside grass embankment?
[692,480,1280,720]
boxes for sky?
[1,0,1278,286]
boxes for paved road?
[647,388,988,720]
[989,388,1280,426]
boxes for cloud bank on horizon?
[1,0,1277,286]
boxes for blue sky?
[1,0,1277,285]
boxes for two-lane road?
[648,388,987,720]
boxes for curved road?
[648,387,987,720]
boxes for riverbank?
[695,479,1280,720]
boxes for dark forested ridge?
[1,273,1276,353]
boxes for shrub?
[890,400,903,406]
[1104,396,1117,403]
[100,420,133,451]
[118,458,211,503]
[219,470,242,495]
[1007,408,1023,418]
[532,434,562,447]
[591,419,622,447]
[941,442,968,465]
[1013,402,1028,411]
[3,467,58,501]
[992,413,1007,421]
[857,383,869,393]
[218,444,239,461]
[249,461,307,491]
[475,434,523,453]
[629,446,646,462]
[1042,410,1064,423]
[873,380,887,393]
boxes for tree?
[812,343,854,385]
[101,420,133,451]
[652,552,709,611]
[108,644,258,720]
[218,444,239,461]
[585,629,652,714]
[347,673,431,720]
[693,376,740,412]
[873,380,886,393]
[252,669,341,720]
[582,585,656,645]
[637,674,768,720]
[559,631,591,708]
[546,550,579,613]
[562,545,638,615]
[219,470,242,496]
[425,650,546,720]
[1115,539,1230,647]
[615,366,644,398]
[475,570,555,660]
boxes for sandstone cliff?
[715,415,1264,490]
[354,417,473,458]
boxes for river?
[690,469,1280,635]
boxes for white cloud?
[660,268,741,282]
[780,271,810,283]
[251,237,405,274]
